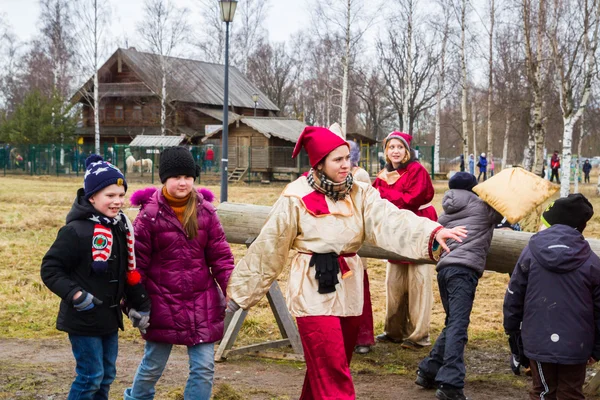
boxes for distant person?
[125,147,234,400]
[583,159,592,184]
[489,153,495,177]
[41,155,151,400]
[416,172,503,400]
[468,154,475,175]
[459,154,465,172]
[550,151,561,183]
[504,194,599,400]
[205,147,214,171]
[374,132,438,350]
[477,153,488,182]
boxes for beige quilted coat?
[227,176,442,317]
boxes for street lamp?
[252,93,259,117]
[219,0,237,203]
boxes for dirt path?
[0,337,541,400]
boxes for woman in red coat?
[373,131,437,349]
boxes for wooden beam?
[216,202,600,275]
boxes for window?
[133,105,142,121]
[99,106,105,123]
[115,105,123,120]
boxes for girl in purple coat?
[124,147,235,400]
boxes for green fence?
[0,143,437,183]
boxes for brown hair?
[182,189,199,239]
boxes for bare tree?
[433,0,452,173]
[39,0,75,99]
[246,41,300,113]
[0,16,21,115]
[73,0,112,154]
[195,0,225,64]
[137,0,190,135]
[353,67,394,141]
[311,0,378,135]
[548,0,600,197]
[231,0,270,74]
[522,0,548,174]
[460,0,470,163]
[486,0,495,157]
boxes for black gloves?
[72,290,103,311]
[508,332,530,375]
[309,253,340,294]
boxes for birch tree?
[195,0,225,63]
[522,0,547,174]
[548,0,600,197]
[460,0,470,164]
[312,0,378,135]
[231,0,270,74]
[73,0,111,154]
[433,1,452,173]
[486,0,495,157]
[138,0,190,135]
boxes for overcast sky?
[1,0,308,47]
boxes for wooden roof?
[202,117,306,143]
[74,48,280,112]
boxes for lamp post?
[252,93,259,117]
[219,0,237,203]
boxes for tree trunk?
[161,58,167,136]
[403,3,413,135]
[472,101,478,159]
[434,15,448,174]
[575,116,584,193]
[501,112,510,170]
[341,0,351,135]
[215,202,600,275]
[93,0,100,154]
[560,117,574,197]
[461,0,469,162]
[487,0,495,156]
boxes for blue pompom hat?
[84,154,127,199]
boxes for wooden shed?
[202,117,308,181]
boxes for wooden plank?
[215,308,248,362]
[266,282,304,355]
[225,339,292,358]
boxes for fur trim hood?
[130,186,215,207]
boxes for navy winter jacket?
[503,224,600,364]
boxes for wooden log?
[216,202,600,275]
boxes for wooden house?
[72,47,280,145]
[202,116,309,181]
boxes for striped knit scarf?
[307,168,354,201]
[89,211,141,286]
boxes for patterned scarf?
[307,168,354,201]
[88,211,141,286]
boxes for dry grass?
[1,175,600,360]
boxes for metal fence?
[0,143,439,183]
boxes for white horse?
[141,158,153,173]
[126,155,137,173]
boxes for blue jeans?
[68,332,119,400]
[418,266,479,389]
[124,341,215,400]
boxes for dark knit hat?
[449,171,478,192]
[159,146,199,183]
[84,154,127,199]
[541,193,594,232]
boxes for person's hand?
[588,357,597,365]
[72,290,103,311]
[435,226,468,253]
[128,309,150,334]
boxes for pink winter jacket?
[130,187,234,346]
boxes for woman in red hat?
[373,131,438,350]
[226,126,466,400]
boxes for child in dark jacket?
[503,193,599,400]
[41,155,151,400]
[416,172,502,400]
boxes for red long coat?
[373,161,437,221]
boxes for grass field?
[1,175,600,398]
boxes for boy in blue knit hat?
[41,154,151,400]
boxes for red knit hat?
[385,131,412,150]
[292,126,349,167]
